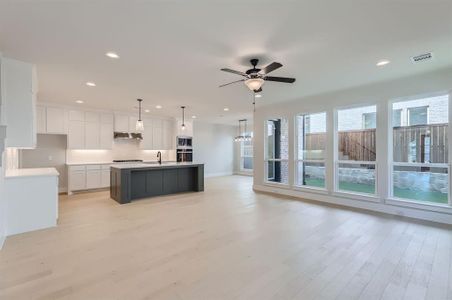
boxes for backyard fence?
[304,123,448,163]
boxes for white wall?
[20,134,67,191]
[193,121,236,177]
[0,147,6,248]
[254,67,452,224]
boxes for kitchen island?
[110,162,204,204]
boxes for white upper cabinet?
[140,118,153,150]
[129,116,138,133]
[84,111,100,149]
[114,114,129,132]
[99,113,114,149]
[1,57,37,148]
[46,107,66,134]
[68,119,85,149]
[162,119,174,150]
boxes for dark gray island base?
[110,163,204,204]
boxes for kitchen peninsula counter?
[110,162,204,204]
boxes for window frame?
[240,132,253,172]
[294,111,328,191]
[264,118,289,186]
[389,95,451,207]
[334,104,378,197]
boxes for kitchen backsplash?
[67,139,175,163]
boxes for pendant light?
[234,119,252,142]
[135,99,144,132]
[181,106,186,131]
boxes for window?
[240,132,253,171]
[265,118,289,184]
[408,106,428,126]
[295,112,326,188]
[363,112,376,129]
[393,109,402,127]
[336,105,377,195]
[392,95,449,205]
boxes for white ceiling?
[1,0,452,124]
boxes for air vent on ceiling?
[411,52,433,63]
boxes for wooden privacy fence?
[303,123,448,163]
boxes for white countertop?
[5,168,60,179]
[66,160,175,166]
[111,162,203,169]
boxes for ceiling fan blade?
[219,79,245,87]
[264,76,296,83]
[220,68,247,77]
[260,62,282,75]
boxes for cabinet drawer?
[86,165,101,170]
[70,165,86,172]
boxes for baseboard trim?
[253,184,452,225]
[0,234,5,250]
[205,172,233,178]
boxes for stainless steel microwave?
[177,136,192,149]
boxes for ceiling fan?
[219,58,296,92]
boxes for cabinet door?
[152,126,163,150]
[139,118,153,150]
[101,169,110,188]
[2,58,35,148]
[114,114,129,132]
[36,105,46,133]
[85,122,100,149]
[86,169,101,189]
[68,121,85,149]
[100,123,113,149]
[162,120,173,150]
[70,171,86,191]
[46,107,66,134]
[129,116,138,133]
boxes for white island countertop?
[5,168,59,179]
[111,162,203,169]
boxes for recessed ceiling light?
[155,105,162,109]
[75,100,84,104]
[376,59,390,67]
[105,52,119,59]
[255,94,262,98]
[86,82,96,87]
[145,109,150,113]
[192,115,197,119]
[223,107,229,111]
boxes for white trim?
[332,190,380,203]
[0,235,5,250]
[386,197,452,214]
[254,184,452,225]
[293,185,328,195]
[263,181,291,189]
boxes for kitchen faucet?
[157,151,162,164]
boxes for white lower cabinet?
[69,166,87,191]
[68,164,111,194]
[86,165,101,189]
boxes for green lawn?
[303,178,448,204]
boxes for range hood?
[114,132,143,140]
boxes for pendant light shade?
[136,99,144,132]
[244,78,264,91]
[181,106,186,130]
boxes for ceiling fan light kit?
[220,58,296,94]
[245,78,264,91]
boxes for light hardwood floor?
[1,176,451,300]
